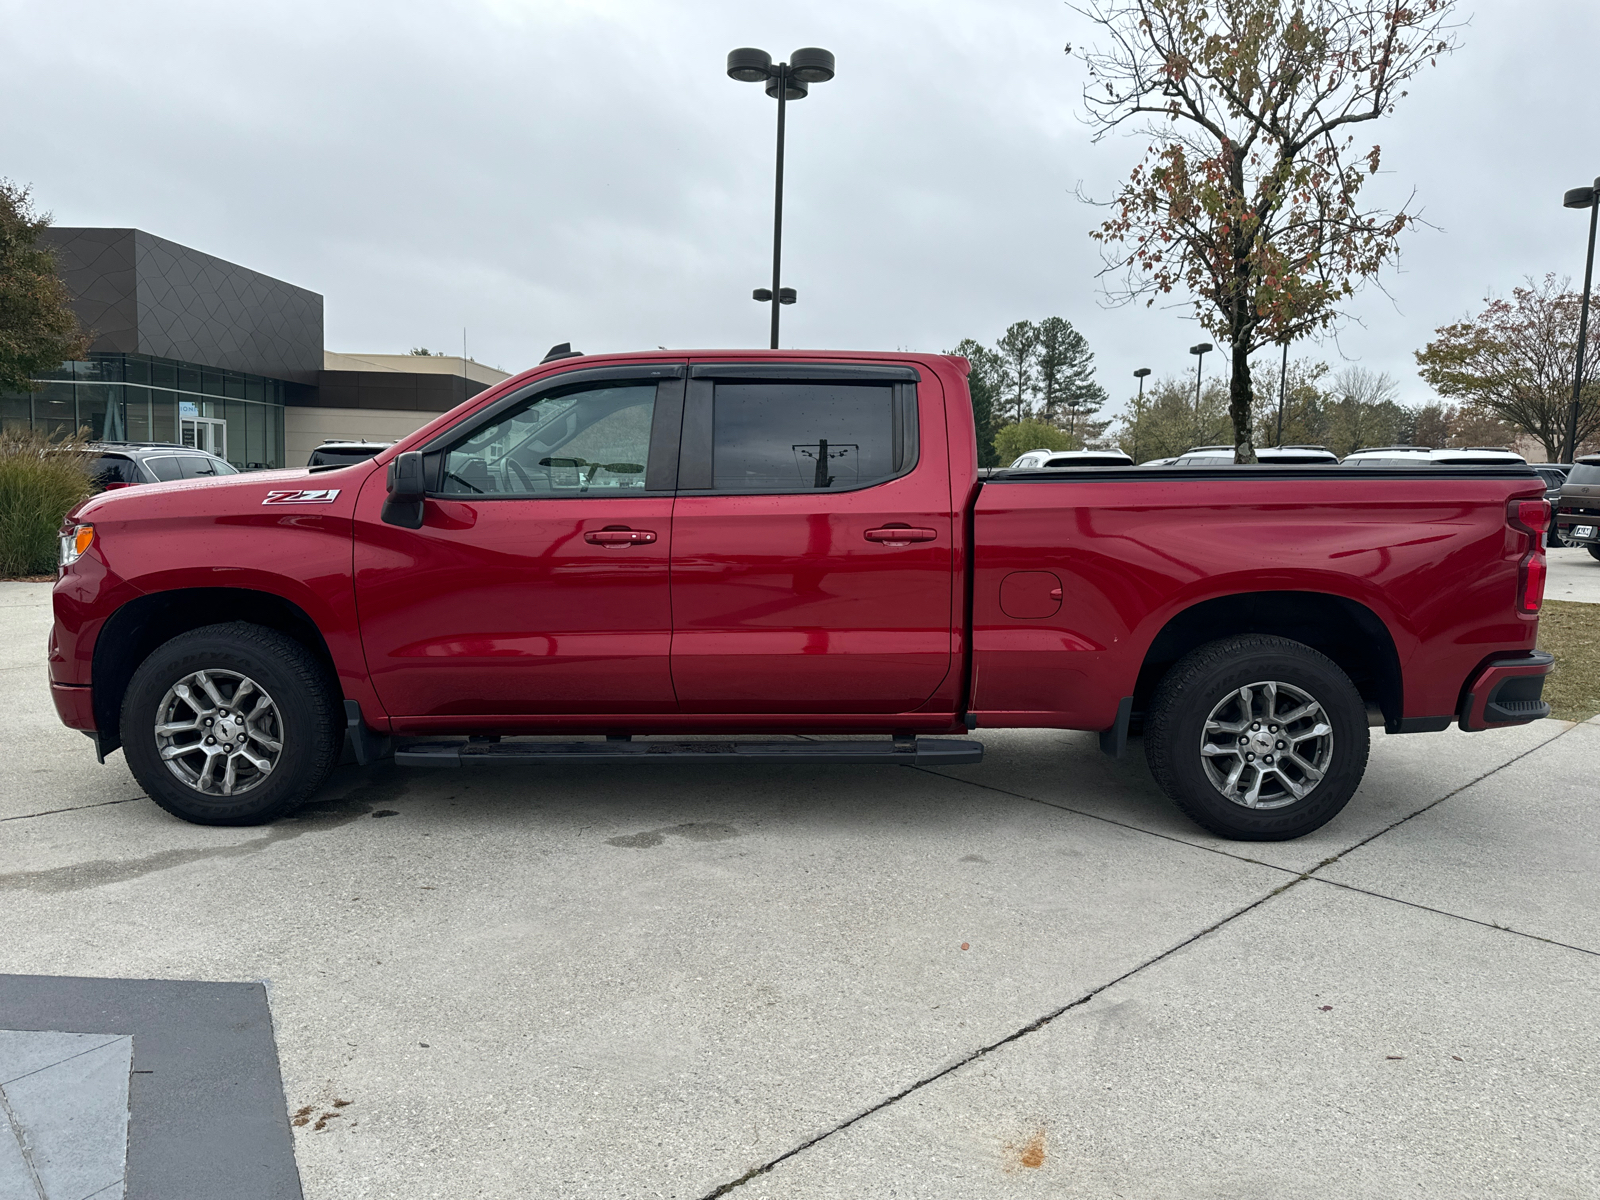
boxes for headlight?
[59,524,95,568]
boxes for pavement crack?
[695,877,1305,1199]
[700,727,1582,1196]
[0,768,408,893]
[911,765,1295,875]
[0,797,143,824]
[1307,876,1600,958]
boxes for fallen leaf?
[1386,1055,1404,1060]
[1318,1005,1333,1011]
[961,943,970,950]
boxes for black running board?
[395,737,984,768]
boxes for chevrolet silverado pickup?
[49,350,1554,840]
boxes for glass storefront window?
[11,354,288,468]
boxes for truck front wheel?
[1144,635,1369,841]
[121,622,342,826]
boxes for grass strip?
[1538,599,1600,722]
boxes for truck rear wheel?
[121,622,341,826]
[1144,635,1369,841]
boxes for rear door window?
[708,382,915,493]
[1568,464,1600,486]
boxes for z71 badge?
[262,489,341,505]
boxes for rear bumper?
[1555,512,1599,543]
[1458,651,1554,731]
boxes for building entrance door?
[181,416,227,459]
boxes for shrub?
[0,429,92,576]
[993,419,1078,466]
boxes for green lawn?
[1538,600,1600,722]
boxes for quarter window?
[440,382,658,497]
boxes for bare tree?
[1416,274,1600,462]
[1072,0,1460,462]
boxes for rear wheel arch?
[1130,591,1403,731]
[91,588,341,755]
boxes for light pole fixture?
[1189,343,1213,442]
[1276,340,1289,447]
[1563,177,1599,462]
[1133,366,1151,398]
[727,46,836,350]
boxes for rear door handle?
[585,527,657,546]
[864,526,938,546]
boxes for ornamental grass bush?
[0,428,92,576]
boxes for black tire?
[1144,634,1369,841]
[122,622,342,826]
[1589,544,1600,562]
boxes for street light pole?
[1189,343,1213,444]
[1133,367,1151,462]
[769,65,788,351]
[1563,177,1600,462]
[728,47,836,351]
[1276,340,1289,447]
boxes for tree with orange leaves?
[1071,0,1460,460]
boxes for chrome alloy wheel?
[1199,680,1334,810]
[154,669,283,796]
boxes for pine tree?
[952,338,1003,467]
[994,321,1040,425]
[1036,316,1109,441]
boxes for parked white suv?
[1007,449,1135,468]
[1340,446,1527,466]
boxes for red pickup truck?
[49,350,1554,841]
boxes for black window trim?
[689,361,921,383]
[677,378,920,496]
[423,365,686,500]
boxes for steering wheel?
[507,458,537,492]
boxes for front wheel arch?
[92,588,340,757]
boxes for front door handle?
[864,526,938,546]
[585,527,657,546]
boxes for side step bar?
[395,737,984,768]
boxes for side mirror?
[381,451,426,528]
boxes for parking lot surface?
[1548,543,1600,604]
[3,580,1597,1199]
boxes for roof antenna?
[541,342,583,364]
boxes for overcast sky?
[6,0,1600,417]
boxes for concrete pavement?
[1547,543,1600,604]
[2,580,1595,1199]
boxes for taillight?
[1514,499,1550,535]
[1507,498,1549,614]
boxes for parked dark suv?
[306,440,391,468]
[1554,455,1600,560]
[86,442,238,489]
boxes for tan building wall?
[284,406,448,466]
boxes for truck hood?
[69,464,377,523]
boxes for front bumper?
[1458,651,1554,731]
[51,682,95,731]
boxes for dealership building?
[0,227,510,468]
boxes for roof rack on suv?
[1463,446,1512,452]
[1276,444,1331,451]
[1353,445,1430,453]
